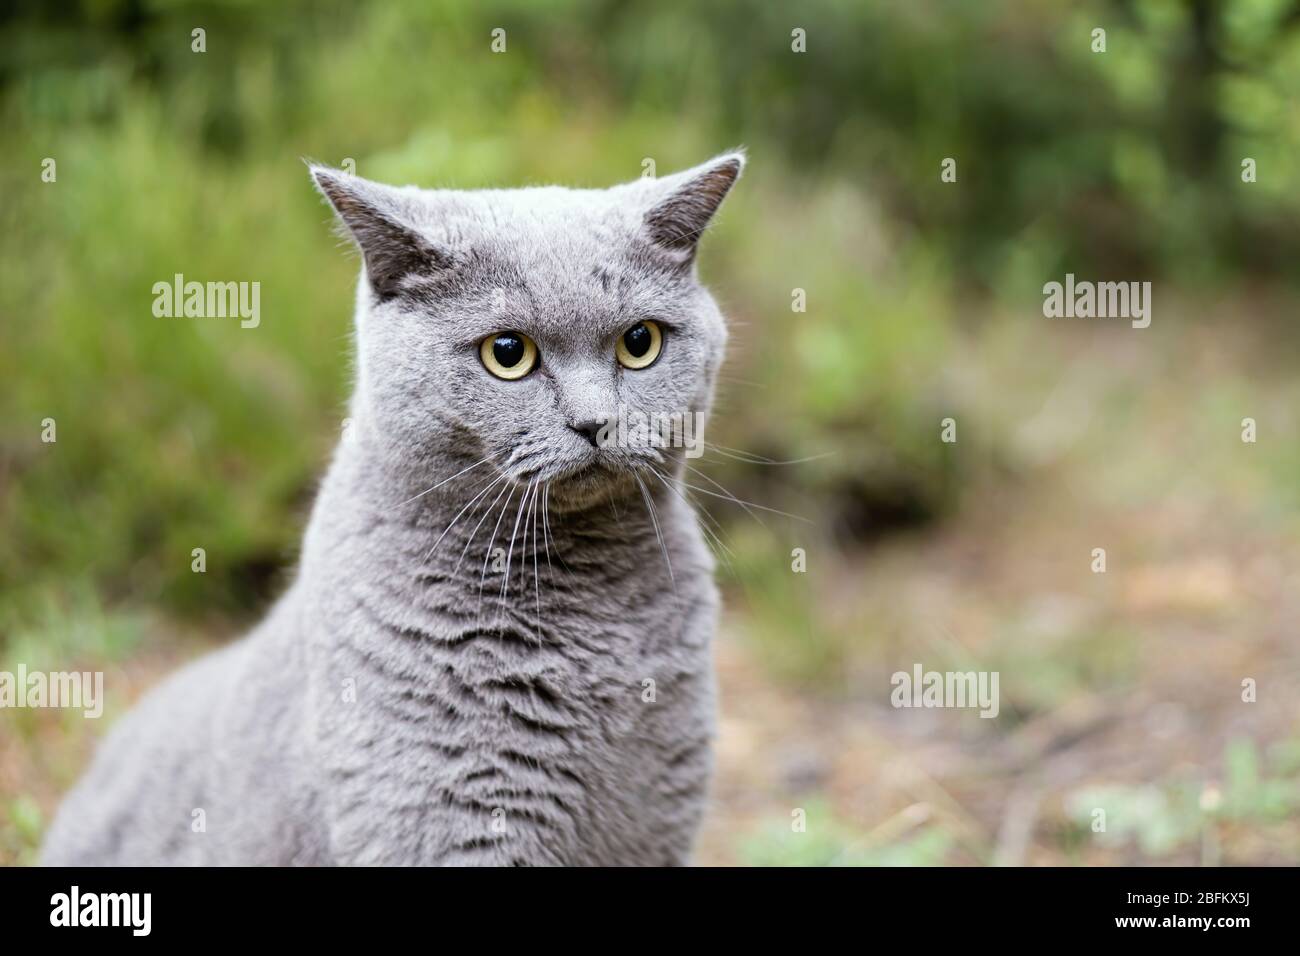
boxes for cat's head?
[311,153,744,508]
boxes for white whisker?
[455,478,513,576]
[531,483,542,641]
[476,484,517,621]
[634,472,675,595]
[673,475,810,523]
[682,461,765,527]
[397,455,493,507]
[648,465,737,571]
[542,483,576,584]
[498,479,534,614]
[701,441,832,467]
[422,471,508,564]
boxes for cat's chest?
[317,542,695,712]
[306,513,717,864]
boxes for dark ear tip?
[710,151,746,182]
[643,153,746,254]
[308,164,341,193]
[309,166,361,217]
[693,153,745,205]
[717,152,746,174]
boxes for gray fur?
[41,153,744,866]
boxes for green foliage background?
[0,0,1289,647]
[3,0,1300,868]
[4,0,1296,631]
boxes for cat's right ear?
[309,165,450,299]
[641,151,745,265]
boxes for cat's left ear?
[642,151,746,262]
[309,165,451,299]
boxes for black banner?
[0,865,1283,941]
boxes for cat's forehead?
[414,184,643,247]
[411,186,678,325]
[312,155,742,321]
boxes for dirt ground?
[696,316,1300,865]
[4,318,1298,866]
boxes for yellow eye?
[616,320,663,370]
[480,331,538,380]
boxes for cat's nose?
[569,420,604,447]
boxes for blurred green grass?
[4,0,1300,866]
[5,0,1300,636]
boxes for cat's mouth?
[536,452,646,508]
[508,441,664,508]
[551,456,615,487]
[561,460,604,482]
[551,446,664,483]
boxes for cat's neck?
[288,408,708,661]
[299,414,689,591]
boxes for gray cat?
[41,152,744,866]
